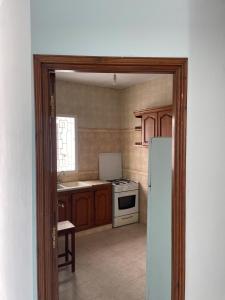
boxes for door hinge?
[50,95,55,118]
[52,226,56,249]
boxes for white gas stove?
[109,178,139,193]
[99,153,139,228]
[110,178,139,227]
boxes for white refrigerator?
[146,138,172,300]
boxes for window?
[56,115,77,172]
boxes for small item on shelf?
[134,126,142,131]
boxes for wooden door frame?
[33,55,187,300]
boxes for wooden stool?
[57,221,75,272]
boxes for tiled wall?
[56,75,173,223]
[56,79,121,182]
[120,75,173,223]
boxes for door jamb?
[33,55,187,300]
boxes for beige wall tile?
[56,80,122,181]
[78,129,121,174]
[120,75,173,129]
[120,75,173,223]
[56,79,121,129]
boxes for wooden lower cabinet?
[57,192,71,222]
[94,185,112,226]
[72,191,94,232]
[58,184,112,232]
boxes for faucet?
[57,171,65,184]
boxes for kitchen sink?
[57,181,91,191]
[61,181,90,188]
[57,183,65,189]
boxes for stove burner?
[108,178,132,185]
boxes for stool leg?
[71,232,75,273]
[65,233,69,262]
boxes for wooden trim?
[34,55,187,300]
[171,61,187,300]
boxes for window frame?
[56,113,78,172]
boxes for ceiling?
[55,71,169,90]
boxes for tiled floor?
[58,223,146,300]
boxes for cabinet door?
[72,191,94,231]
[57,193,71,222]
[142,113,158,145]
[158,110,172,137]
[94,186,112,226]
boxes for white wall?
[0,0,222,299]
[0,0,35,300]
[31,0,189,57]
[186,2,225,299]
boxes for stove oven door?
[114,190,139,217]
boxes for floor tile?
[59,223,146,300]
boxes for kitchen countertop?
[82,180,109,186]
[57,180,110,192]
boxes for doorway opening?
[34,55,187,300]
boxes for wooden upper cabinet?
[135,105,172,145]
[94,185,112,226]
[57,192,71,222]
[158,109,173,137]
[142,113,158,145]
[72,191,94,232]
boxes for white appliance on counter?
[99,153,139,227]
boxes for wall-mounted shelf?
[134,143,148,148]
